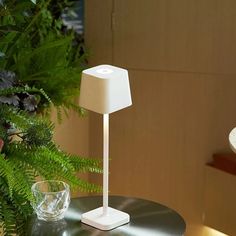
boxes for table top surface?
[27,195,186,236]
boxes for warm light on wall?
[204,226,228,236]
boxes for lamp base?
[81,207,130,231]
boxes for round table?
[27,195,186,236]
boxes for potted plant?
[0,0,87,117]
[0,1,101,235]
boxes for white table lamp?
[79,64,132,230]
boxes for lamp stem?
[103,114,109,215]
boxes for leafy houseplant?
[0,1,101,235]
[0,71,101,235]
[0,0,87,118]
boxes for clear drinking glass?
[31,180,70,221]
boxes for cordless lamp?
[79,64,132,230]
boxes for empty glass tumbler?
[31,180,70,221]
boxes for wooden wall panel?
[89,71,236,233]
[52,110,90,197]
[113,0,236,74]
[53,110,89,156]
[124,72,236,233]
[85,1,236,235]
[85,0,113,65]
[204,166,236,235]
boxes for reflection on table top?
[27,195,186,236]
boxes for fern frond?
[7,143,75,182]
[56,106,63,123]
[0,154,16,198]
[11,192,33,219]
[68,154,102,174]
[0,86,51,104]
[0,104,35,131]
[75,178,102,193]
[9,163,34,202]
[0,104,54,146]
[0,194,16,236]
[0,176,31,236]
[6,143,102,192]
[0,153,34,203]
[0,176,32,220]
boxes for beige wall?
[52,109,90,197]
[52,109,89,156]
[85,1,236,235]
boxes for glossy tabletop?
[27,195,186,236]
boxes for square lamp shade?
[79,64,132,230]
[79,64,132,114]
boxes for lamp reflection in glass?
[79,64,132,230]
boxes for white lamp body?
[81,207,130,231]
[79,65,132,114]
[79,65,132,230]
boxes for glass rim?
[31,180,70,194]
